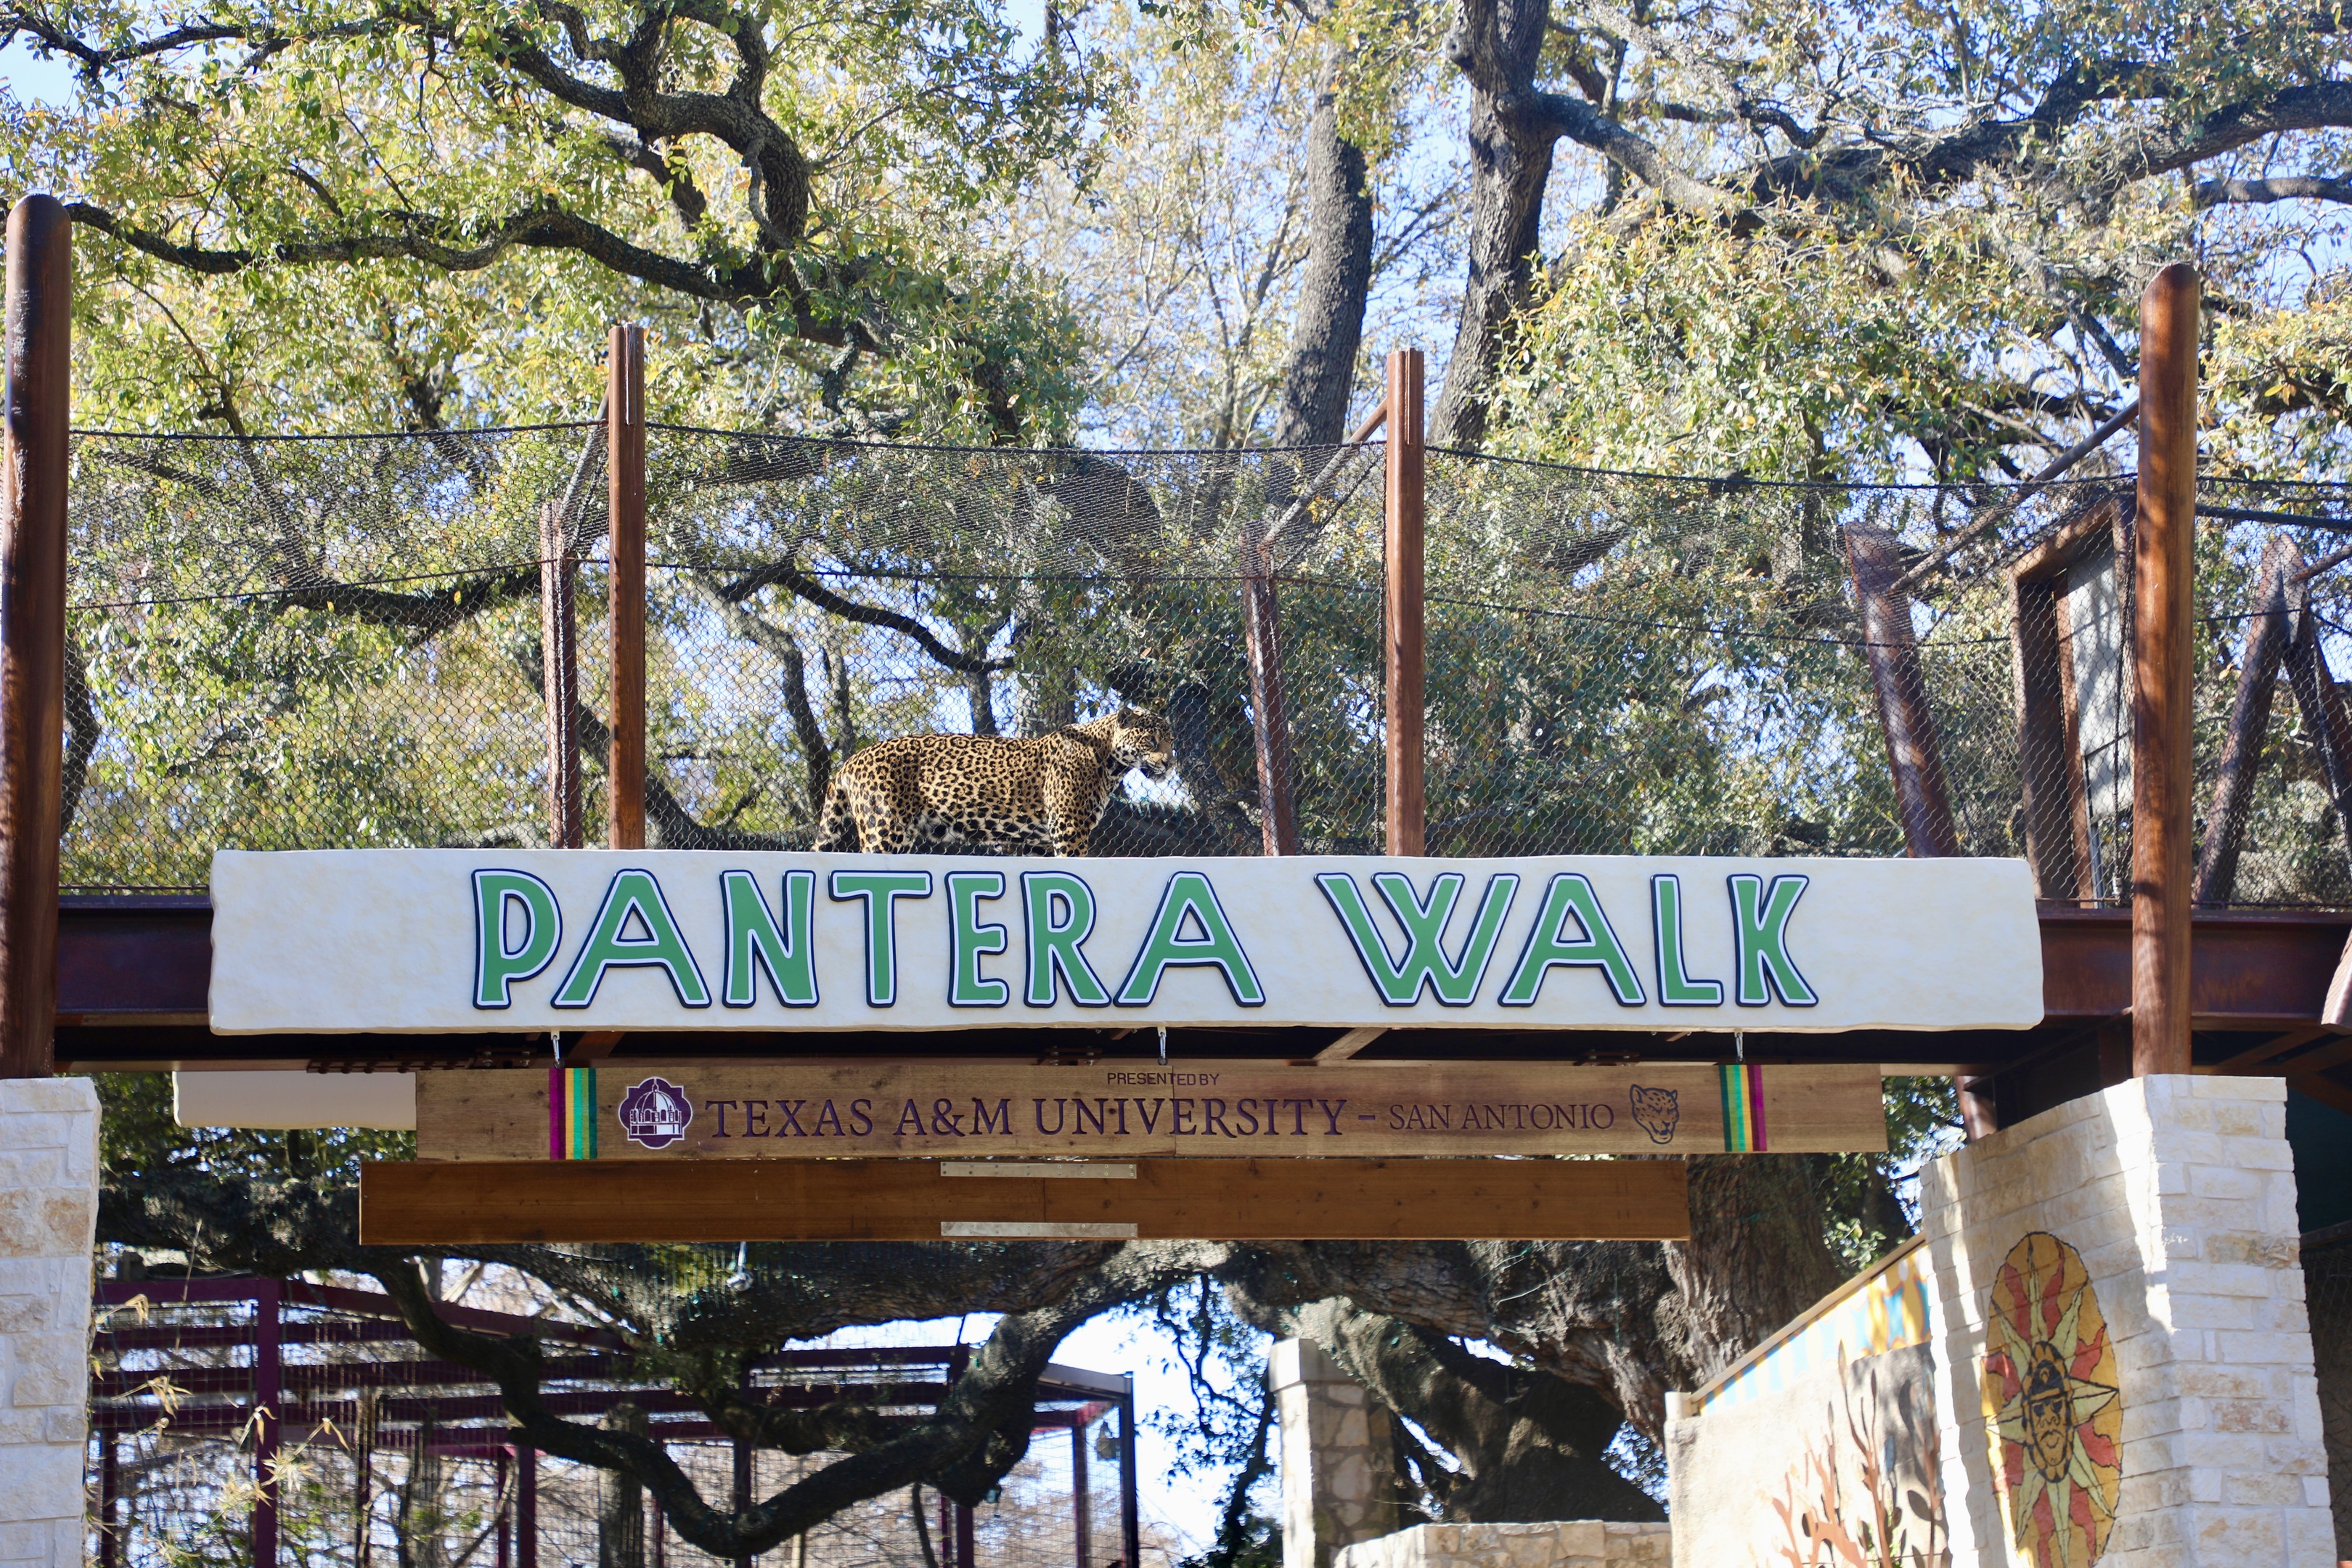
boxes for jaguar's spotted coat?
[812,709,1177,857]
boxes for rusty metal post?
[541,502,582,848]
[1071,1419,1090,1568]
[732,1434,753,1568]
[0,197,68,1080]
[607,325,647,850]
[1241,538,1300,855]
[99,1431,120,1568]
[2197,536,2295,904]
[2132,264,2199,1078]
[1118,1394,1139,1568]
[1847,520,1977,1127]
[1845,525,1961,857]
[253,1278,282,1568]
[494,1450,511,1568]
[517,1445,539,1568]
[1383,348,1426,856]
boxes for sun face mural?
[1980,1232,2123,1566]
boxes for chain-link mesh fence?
[91,1284,1140,1568]
[58,421,2352,905]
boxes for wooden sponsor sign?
[415,1061,1886,1160]
[359,1156,1693,1244]
[210,850,2041,1035]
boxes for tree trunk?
[1293,1298,1663,1522]
[1218,1156,1843,1442]
[1273,48,1376,450]
[1430,0,1556,449]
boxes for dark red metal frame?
[92,1276,1140,1568]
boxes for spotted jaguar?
[812,709,1177,857]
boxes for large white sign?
[208,851,2043,1034]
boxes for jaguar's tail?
[812,783,860,852]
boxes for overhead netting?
[57,422,2352,905]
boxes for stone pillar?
[1917,1074,2335,1566]
[1271,1338,1402,1568]
[0,1076,99,1568]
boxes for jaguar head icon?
[1628,1085,1680,1146]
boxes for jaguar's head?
[1628,1085,1680,1146]
[1109,707,1177,780]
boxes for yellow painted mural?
[1980,1233,2123,1567]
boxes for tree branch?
[715,559,1013,677]
[67,198,797,311]
[2195,172,2352,207]
[1526,91,1736,213]
[682,570,836,809]
[375,1245,1206,1556]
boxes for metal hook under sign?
[1157,1025,1169,1066]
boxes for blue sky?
[1,38,73,105]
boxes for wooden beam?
[1384,348,1426,857]
[565,1031,624,1061]
[2274,1032,2352,1079]
[2010,567,2081,897]
[2208,1025,2330,1074]
[0,197,70,1080]
[1953,1075,1999,1140]
[1851,517,1979,1130]
[2133,262,2200,1078]
[1241,540,1299,856]
[2282,577,2352,882]
[419,1061,1885,1159]
[606,324,647,851]
[539,502,583,850]
[2196,536,2295,904]
[2009,493,2122,904]
[1845,525,1961,857]
[2288,1069,2352,1119]
[359,1156,1691,1244]
[1315,1026,1385,1062]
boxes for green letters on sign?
[947,871,1010,1007]
[721,870,818,1008]
[1317,871,1519,1005]
[1024,872,1110,1007]
[552,870,711,1008]
[473,869,561,1008]
[1729,873,1816,1006]
[830,870,934,1007]
[1651,875,1723,1006]
[1116,873,1264,1006]
[1498,873,1645,1007]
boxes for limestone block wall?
[1916,1074,2335,1567]
[1332,1521,1670,1568]
[1661,1073,2335,1568]
[1662,1250,1945,1566]
[1272,1338,1405,1568]
[0,1076,99,1568]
